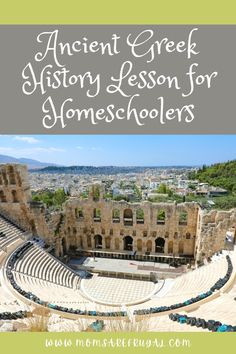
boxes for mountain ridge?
[0,154,58,169]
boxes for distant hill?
[32,165,193,175]
[0,154,58,170]
[189,160,236,193]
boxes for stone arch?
[112,208,120,222]
[93,208,101,221]
[137,239,142,251]
[8,166,16,185]
[29,219,37,234]
[155,237,165,253]
[0,190,7,202]
[124,235,133,251]
[94,234,102,249]
[157,210,165,224]
[186,232,191,239]
[115,238,120,250]
[179,211,188,225]
[11,190,19,203]
[75,207,83,218]
[80,237,83,248]
[168,240,173,254]
[87,235,92,248]
[76,236,82,248]
[225,229,236,250]
[178,241,184,254]
[123,209,133,226]
[105,237,111,249]
[136,208,144,224]
[174,232,178,239]
[62,237,67,254]
[146,240,152,252]
[1,171,8,185]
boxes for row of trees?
[32,189,68,209]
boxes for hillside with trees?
[188,160,236,210]
[189,160,236,193]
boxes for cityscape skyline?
[0,135,235,166]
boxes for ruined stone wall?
[58,185,199,258]
[0,164,35,232]
[196,208,236,262]
[1,164,235,263]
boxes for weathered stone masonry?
[0,164,235,263]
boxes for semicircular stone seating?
[0,215,31,313]
[0,215,26,254]
[2,211,236,328]
[12,244,81,290]
[132,253,230,312]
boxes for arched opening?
[75,207,83,219]
[8,166,16,185]
[87,235,92,248]
[68,234,75,247]
[76,237,82,248]
[225,229,236,250]
[112,209,120,223]
[155,237,165,253]
[123,209,133,226]
[115,238,120,250]
[105,237,111,249]
[11,190,18,203]
[136,208,144,224]
[29,219,36,234]
[174,232,178,239]
[179,211,188,225]
[0,190,7,202]
[157,210,165,225]
[94,234,103,249]
[146,240,152,252]
[186,232,191,239]
[124,236,133,251]
[62,237,67,254]
[168,241,173,254]
[178,241,184,254]
[80,238,83,248]
[137,239,142,251]
[2,172,8,185]
[93,208,101,222]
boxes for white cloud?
[13,136,40,144]
[52,147,66,152]
[29,147,66,153]
[76,146,102,151]
[91,147,102,151]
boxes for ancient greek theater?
[0,163,236,332]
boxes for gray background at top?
[0,25,235,134]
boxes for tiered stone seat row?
[0,216,25,251]
[13,244,80,289]
[132,254,230,311]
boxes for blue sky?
[0,135,235,166]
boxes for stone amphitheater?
[0,163,236,332]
